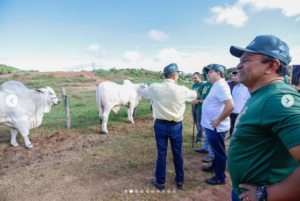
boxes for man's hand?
[239,184,258,201]
[210,119,220,129]
[192,100,198,106]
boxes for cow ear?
[36,88,46,94]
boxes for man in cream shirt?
[142,63,196,191]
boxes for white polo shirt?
[201,78,232,132]
[142,79,197,122]
[232,83,250,114]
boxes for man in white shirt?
[142,63,197,191]
[201,64,234,185]
[226,83,250,140]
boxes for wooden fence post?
[61,87,71,129]
[290,65,293,86]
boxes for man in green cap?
[195,67,215,163]
[228,35,300,201]
[201,64,234,185]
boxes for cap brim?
[230,46,259,58]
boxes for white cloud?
[3,59,95,72]
[154,48,181,62]
[6,44,300,74]
[204,5,248,27]
[148,30,169,42]
[84,44,109,58]
[86,44,99,54]
[205,0,300,27]
[123,50,142,62]
[102,48,240,73]
[290,46,300,65]
[238,0,300,17]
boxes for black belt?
[156,119,178,123]
[231,113,239,116]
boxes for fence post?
[290,65,293,86]
[61,87,71,129]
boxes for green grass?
[0,64,19,74]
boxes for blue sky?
[1,0,300,73]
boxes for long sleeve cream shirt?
[142,79,197,122]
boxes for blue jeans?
[203,127,227,182]
[192,106,203,140]
[202,131,215,158]
[229,113,239,136]
[154,120,184,184]
[231,190,240,201]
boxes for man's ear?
[266,59,280,74]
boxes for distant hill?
[0,64,19,74]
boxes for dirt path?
[0,119,232,201]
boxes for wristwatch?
[256,185,268,201]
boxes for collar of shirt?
[163,79,175,84]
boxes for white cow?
[96,80,147,133]
[0,80,60,149]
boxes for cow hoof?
[27,144,34,149]
[101,131,108,134]
[11,143,19,147]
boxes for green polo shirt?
[283,75,290,84]
[192,82,205,109]
[228,81,300,198]
[197,81,212,114]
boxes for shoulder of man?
[259,83,300,111]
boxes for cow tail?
[96,84,102,123]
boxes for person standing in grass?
[228,35,300,201]
[228,71,238,93]
[201,64,234,186]
[195,67,215,163]
[142,63,196,191]
[191,72,205,145]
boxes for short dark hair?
[210,69,224,78]
[193,72,201,77]
[261,55,289,76]
[164,72,177,79]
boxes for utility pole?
[99,39,102,69]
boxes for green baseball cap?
[163,63,181,73]
[230,35,291,65]
[203,67,209,74]
[205,64,225,74]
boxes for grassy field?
[0,69,232,201]
[0,64,20,74]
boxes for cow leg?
[101,107,112,134]
[99,106,104,124]
[133,107,137,117]
[128,103,135,124]
[127,108,131,122]
[17,122,34,149]
[10,129,19,147]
